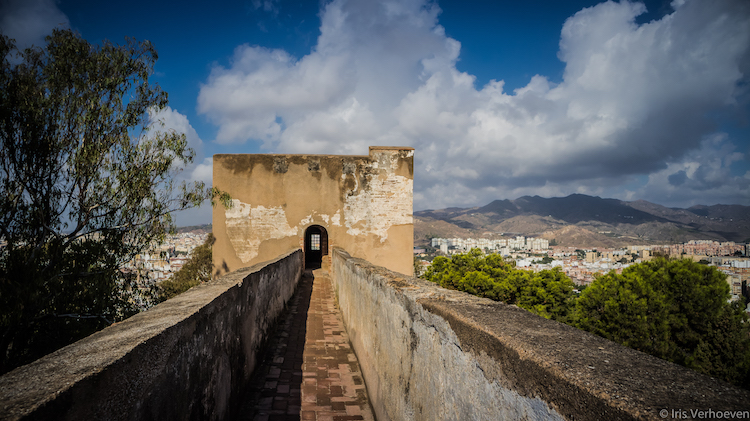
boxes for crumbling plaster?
[213,147,414,277]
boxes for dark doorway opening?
[304,225,328,269]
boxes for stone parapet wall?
[331,247,750,421]
[0,249,303,421]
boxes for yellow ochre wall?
[212,146,414,277]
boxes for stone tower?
[212,146,414,276]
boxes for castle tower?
[212,147,414,277]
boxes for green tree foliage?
[574,258,750,388]
[532,256,554,264]
[519,267,575,322]
[159,234,215,301]
[422,249,576,322]
[0,30,228,374]
[424,251,750,388]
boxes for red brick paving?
[237,267,374,421]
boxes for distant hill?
[415,195,750,248]
[176,224,212,234]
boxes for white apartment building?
[431,236,549,254]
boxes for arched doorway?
[304,225,328,269]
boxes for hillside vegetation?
[159,234,215,301]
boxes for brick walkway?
[237,268,374,421]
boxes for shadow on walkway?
[237,270,312,421]
[237,268,374,421]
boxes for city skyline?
[2,0,748,226]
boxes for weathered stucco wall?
[331,248,750,421]
[0,250,302,421]
[212,146,414,277]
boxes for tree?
[159,234,215,301]
[532,256,553,264]
[520,268,575,322]
[0,30,227,374]
[574,258,750,388]
[422,249,576,322]
[574,269,672,356]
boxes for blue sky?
[2,0,748,226]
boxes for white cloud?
[197,0,448,152]
[149,106,203,153]
[148,106,211,185]
[170,157,214,227]
[198,0,750,209]
[0,0,69,50]
[191,158,214,185]
[198,45,355,146]
[147,107,215,227]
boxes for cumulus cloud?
[198,0,750,208]
[0,0,69,50]
[131,111,217,227]
[191,157,214,185]
[148,106,211,185]
[197,0,447,153]
[147,107,215,227]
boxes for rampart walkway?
[3,248,749,421]
[238,268,374,421]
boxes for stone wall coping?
[213,153,370,159]
[214,146,414,161]
[0,249,300,420]
[332,248,750,420]
[368,146,414,151]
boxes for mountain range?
[415,194,750,248]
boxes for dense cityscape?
[417,237,750,301]
[125,232,209,282]
[140,233,750,303]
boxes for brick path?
[237,268,374,421]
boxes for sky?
[1,0,749,226]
